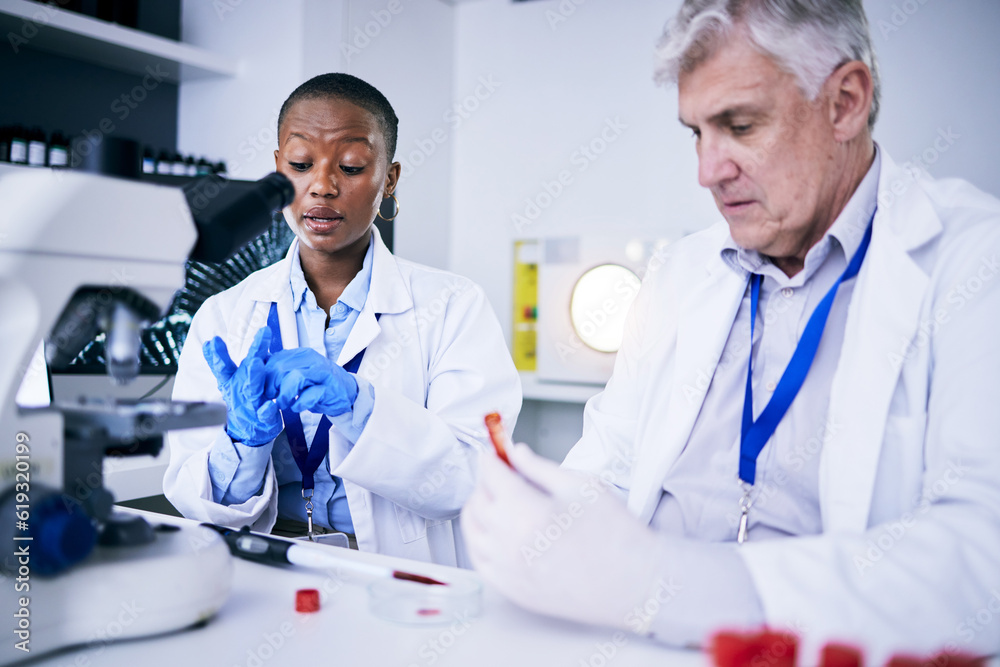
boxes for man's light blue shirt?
[641,149,882,644]
[207,234,377,534]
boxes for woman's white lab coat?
[164,228,521,568]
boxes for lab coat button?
[781,287,793,298]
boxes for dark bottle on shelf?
[195,157,213,176]
[0,127,10,163]
[77,0,99,19]
[9,126,28,165]
[96,0,135,26]
[142,147,155,173]
[48,132,70,168]
[95,0,114,21]
[170,152,186,176]
[155,149,172,175]
[27,127,47,167]
[113,0,139,28]
[213,161,227,176]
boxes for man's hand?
[202,327,283,447]
[264,347,359,417]
[461,444,670,633]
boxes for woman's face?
[274,97,399,258]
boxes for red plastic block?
[295,588,320,613]
[711,629,798,667]
[820,643,864,667]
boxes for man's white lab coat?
[164,228,521,568]
[563,152,1000,659]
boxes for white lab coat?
[164,228,521,568]
[563,152,1000,661]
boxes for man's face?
[275,97,397,256]
[678,34,839,262]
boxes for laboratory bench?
[27,510,704,667]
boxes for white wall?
[450,0,714,344]
[866,0,1000,193]
[342,0,455,270]
[179,0,335,181]
[450,0,1000,345]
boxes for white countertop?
[28,511,705,667]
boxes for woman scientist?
[164,73,520,567]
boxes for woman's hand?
[264,347,359,417]
[202,327,284,447]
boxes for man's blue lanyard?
[736,215,874,542]
[266,301,372,538]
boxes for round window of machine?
[569,263,641,353]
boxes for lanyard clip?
[302,488,315,542]
[737,481,754,545]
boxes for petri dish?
[368,577,482,625]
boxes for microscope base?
[1,523,232,666]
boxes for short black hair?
[277,73,398,162]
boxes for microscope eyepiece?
[186,172,295,263]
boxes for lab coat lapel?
[820,156,940,532]
[339,308,380,367]
[634,255,748,522]
[336,227,412,366]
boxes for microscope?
[0,150,293,665]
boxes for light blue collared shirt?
[207,234,378,534]
[651,149,880,541]
[643,149,882,644]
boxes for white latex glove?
[462,443,672,633]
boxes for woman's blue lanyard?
[266,302,371,540]
[736,215,875,543]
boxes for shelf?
[519,372,603,404]
[0,0,238,83]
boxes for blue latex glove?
[264,347,359,417]
[202,327,283,447]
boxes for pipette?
[202,524,447,586]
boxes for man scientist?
[461,0,1000,662]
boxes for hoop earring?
[377,193,399,221]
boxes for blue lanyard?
[739,217,874,486]
[265,302,371,493]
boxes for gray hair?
[654,0,881,130]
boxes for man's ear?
[827,60,874,142]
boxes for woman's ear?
[384,161,401,196]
